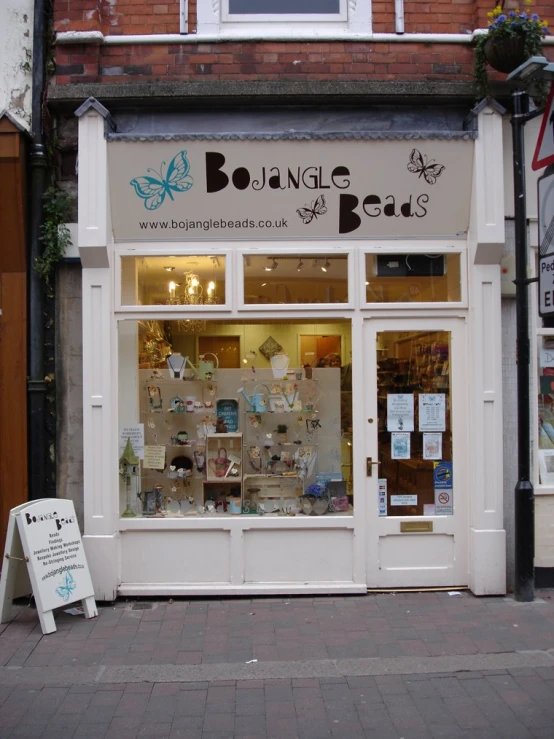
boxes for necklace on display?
[167,353,186,379]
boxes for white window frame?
[196,0,371,36]
[237,244,356,312]
[222,0,347,23]
[359,242,468,311]
[115,244,234,313]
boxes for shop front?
[75,99,507,599]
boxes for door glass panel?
[377,330,452,517]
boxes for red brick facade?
[52,1,554,89]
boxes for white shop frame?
[77,101,507,599]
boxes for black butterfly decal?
[407,149,445,185]
[296,194,327,224]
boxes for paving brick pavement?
[0,589,553,738]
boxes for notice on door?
[378,479,387,517]
[433,461,453,515]
[387,394,414,432]
[419,394,446,431]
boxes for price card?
[143,445,166,470]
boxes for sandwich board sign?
[0,499,97,634]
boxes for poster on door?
[419,394,446,431]
[387,394,414,432]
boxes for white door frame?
[364,315,469,589]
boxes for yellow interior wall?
[171,321,352,369]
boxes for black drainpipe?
[28,0,50,499]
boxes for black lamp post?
[507,57,554,602]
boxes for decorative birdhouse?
[119,437,139,517]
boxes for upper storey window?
[224,0,346,21]
[197,0,370,34]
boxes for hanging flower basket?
[473,3,550,100]
[483,34,529,74]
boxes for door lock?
[366,457,380,477]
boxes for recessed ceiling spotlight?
[164,266,175,272]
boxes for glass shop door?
[365,317,468,588]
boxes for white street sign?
[539,253,554,316]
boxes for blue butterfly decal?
[130,151,194,210]
[56,571,77,602]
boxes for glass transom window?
[121,255,226,307]
[243,254,348,305]
[365,253,461,304]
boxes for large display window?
[118,319,353,520]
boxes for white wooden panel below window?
[121,531,231,583]
[244,529,354,583]
[379,534,454,571]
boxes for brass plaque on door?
[400,521,433,533]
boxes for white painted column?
[76,100,119,600]
[467,102,507,594]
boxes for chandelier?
[166,272,219,332]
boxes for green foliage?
[474,2,549,101]
[35,186,73,291]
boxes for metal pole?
[511,88,535,602]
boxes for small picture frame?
[259,336,283,359]
[141,490,156,516]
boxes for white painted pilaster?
[77,100,119,600]
[468,263,506,594]
[470,102,506,265]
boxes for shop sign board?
[108,139,473,241]
[0,500,97,634]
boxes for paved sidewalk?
[0,589,553,738]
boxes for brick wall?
[52,1,554,87]
[54,41,477,85]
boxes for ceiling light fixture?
[164,266,175,272]
[265,258,278,272]
[297,259,304,271]
[166,271,220,332]
[321,259,331,272]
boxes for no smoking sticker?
[435,488,453,515]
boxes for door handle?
[366,457,380,477]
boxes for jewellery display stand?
[134,368,343,517]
